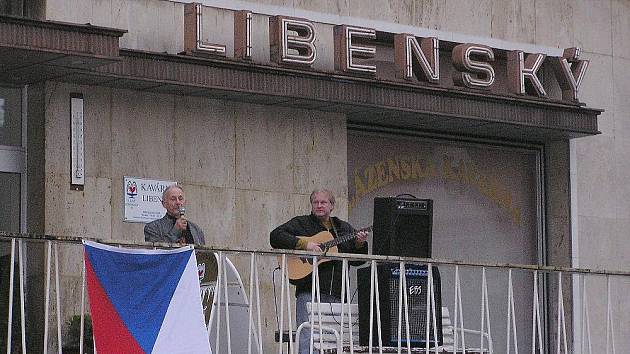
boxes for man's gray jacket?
[144,214,205,245]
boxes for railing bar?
[346,259,355,354]
[374,261,383,354]
[425,263,431,354]
[397,262,403,353]
[18,239,26,354]
[454,265,459,354]
[6,238,15,354]
[401,262,411,354]
[537,273,544,354]
[43,240,52,354]
[606,275,616,354]
[54,243,62,354]
[340,259,347,352]
[308,256,316,354]
[315,260,323,354]
[80,246,86,354]
[222,253,232,354]
[512,269,518,354]
[284,257,293,354]
[247,253,255,354]
[215,252,223,353]
[429,263,438,354]
[584,275,592,354]
[486,267,492,354]
[277,254,285,354]
[3,233,629,276]
[255,253,263,354]
[369,260,375,354]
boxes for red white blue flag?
[83,240,211,354]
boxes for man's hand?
[174,216,188,231]
[305,242,323,252]
[355,230,369,246]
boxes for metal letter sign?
[507,51,547,97]
[452,44,495,89]
[269,16,317,66]
[334,25,376,75]
[394,34,440,83]
[551,47,589,102]
[183,3,227,56]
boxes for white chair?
[441,306,493,354]
[297,302,360,353]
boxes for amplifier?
[357,264,443,348]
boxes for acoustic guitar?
[284,226,372,284]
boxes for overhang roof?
[0,15,601,143]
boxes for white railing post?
[54,243,62,354]
[453,265,466,354]
[80,248,86,354]
[506,269,518,354]
[580,275,592,354]
[605,275,616,354]
[214,251,224,353]
[6,238,15,354]
[18,239,26,354]
[221,252,232,354]
[556,272,568,354]
[531,270,543,354]
[43,241,52,354]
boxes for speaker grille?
[373,197,433,258]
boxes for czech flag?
[83,240,212,354]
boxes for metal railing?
[1,232,629,354]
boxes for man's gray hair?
[309,189,335,205]
[162,184,184,200]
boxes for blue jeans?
[295,291,340,354]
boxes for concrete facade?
[2,0,627,352]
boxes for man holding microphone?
[144,185,205,245]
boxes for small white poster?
[123,176,177,223]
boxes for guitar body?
[284,231,339,283]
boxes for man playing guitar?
[270,189,369,354]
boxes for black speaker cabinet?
[357,264,443,348]
[373,197,433,258]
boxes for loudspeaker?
[372,197,433,258]
[357,264,443,347]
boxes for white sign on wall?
[123,176,177,223]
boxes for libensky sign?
[181,3,589,104]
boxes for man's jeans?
[295,291,340,354]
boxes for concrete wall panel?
[45,175,112,239]
[235,189,294,249]
[293,110,347,197]
[294,0,349,17]
[250,13,272,64]
[535,0,575,48]
[173,96,236,188]
[612,0,630,59]
[235,105,294,192]
[578,53,613,135]
[490,0,536,43]
[122,0,183,52]
[441,0,492,37]
[573,0,613,55]
[183,184,235,247]
[575,136,616,219]
[612,57,630,220]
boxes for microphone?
[178,207,186,217]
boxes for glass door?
[0,85,25,233]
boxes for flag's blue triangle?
[85,245,191,353]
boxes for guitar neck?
[321,226,372,249]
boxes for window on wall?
[0,87,22,147]
[0,86,25,234]
[347,129,545,354]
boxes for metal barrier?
[1,232,628,354]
